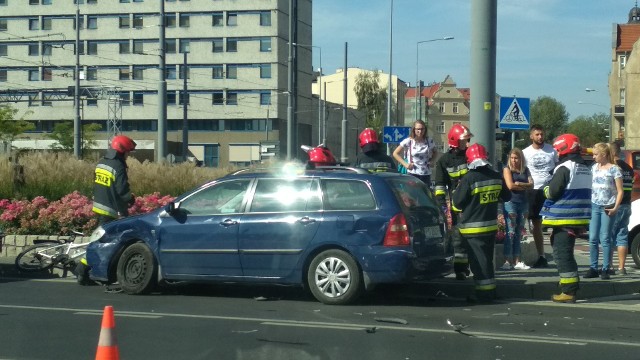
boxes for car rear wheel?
[631,233,640,267]
[116,243,157,294]
[307,249,362,305]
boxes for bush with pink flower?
[0,192,174,235]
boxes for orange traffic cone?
[95,305,119,360]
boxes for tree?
[529,96,569,141]
[46,121,102,151]
[353,71,387,133]
[566,113,609,148]
[0,105,35,153]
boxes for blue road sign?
[499,97,530,130]
[382,126,411,144]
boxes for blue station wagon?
[85,166,453,304]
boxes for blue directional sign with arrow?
[382,126,411,144]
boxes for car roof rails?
[229,168,272,176]
[312,166,369,174]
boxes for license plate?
[423,225,442,238]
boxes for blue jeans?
[502,201,527,259]
[589,203,615,271]
[611,204,631,247]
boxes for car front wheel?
[116,243,157,295]
[307,249,362,305]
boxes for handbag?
[397,140,412,174]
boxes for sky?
[312,0,631,121]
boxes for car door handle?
[297,217,316,225]
[220,219,238,226]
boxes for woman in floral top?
[392,120,437,186]
[584,143,624,280]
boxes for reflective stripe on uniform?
[475,278,496,291]
[458,220,498,235]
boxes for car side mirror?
[164,202,176,215]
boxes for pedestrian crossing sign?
[499,97,530,130]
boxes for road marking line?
[75,311,162,319]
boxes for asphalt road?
[1,277,639,360]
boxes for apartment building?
[609,3,640,149]
[0,0,313,166]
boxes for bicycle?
[15,230,88,274]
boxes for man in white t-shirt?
[522,125,559,268]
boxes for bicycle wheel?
[15,242,59,272]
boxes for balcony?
[614,104,625,118]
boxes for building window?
[42,44,52,56]
[0,69,6,82]
[76,42,84,55]
[29,18,39,30]
[133,15,144,28]
[133,92,144,105]
[119,68,130,80]
[42,0,51,4]
[119,15,130,28]
[165,39,176,53]
[165,14,176,28]
[620,88,626,106]
[227,92,237,105]
[42,68,52,81]
[119,41,130,54]
[179,39,190,53]
[227,13,237,26]
[42,18,52,30]
[28,44,39,56]
[260,92,271,105]
[203,145,219,167]
[167,91,176,105]
[28,69,39,81]
[260,38,271,52]
[42,93,52,106]
[0,44,6,56]
[0,19,6,31]
[120,92,130,106]
[260,64,271,79]
[133,40,143,54]
[212,39,223,53]
[226,39,237,52]
[120,0,129,3]
[86,67,97,80]
[179,65,190,79]
[437,121,445,134]
[179,14,190,27]
[212,65,223,79]
[212,13,223,27]
[619,54,627,73]
[260,11,271,26]
[28,93,39,106]
[212,92,224,105]
[438,102,445,113]
[226,65,237,79]
[87,16,98,29]
[74,18,84,29]
[0,0,7,6]
[165,65,176,79]
[29,0,38,4]
[132,67,144,80]
[87,0,97,4]
[87,98,98,106]
[452,102,459,114]
[87,41,97,55]
[179,92,189,105]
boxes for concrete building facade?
[0,0,313,166]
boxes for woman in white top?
[392,120,437,186]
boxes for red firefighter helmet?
[302,144,337,166]
[359,128,378,148]
[110,135,137,153]
[552,133,581,156]
[466,143,489,164]
[447,124,473,148]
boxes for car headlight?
[89,226,106,243]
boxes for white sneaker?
[514,261,530,270]
[500,262,513,271]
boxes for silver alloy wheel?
[313,256,351,298]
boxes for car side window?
[179,179,251,215]
[249,178,320,212]
[322,179,375,211]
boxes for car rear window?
[321,179,376,210]
[388,177,438,210]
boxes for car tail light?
[384,213,410,246]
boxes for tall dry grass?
[1,152,235,201]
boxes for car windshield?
[387,177,438,211]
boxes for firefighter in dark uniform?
[540,134,592,303]
[435,124,473,280]
[355,128,396,172]
[451,143,511,302]
[76,134,137,285]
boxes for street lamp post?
[414,37,454,122]
[292,43,322,144]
